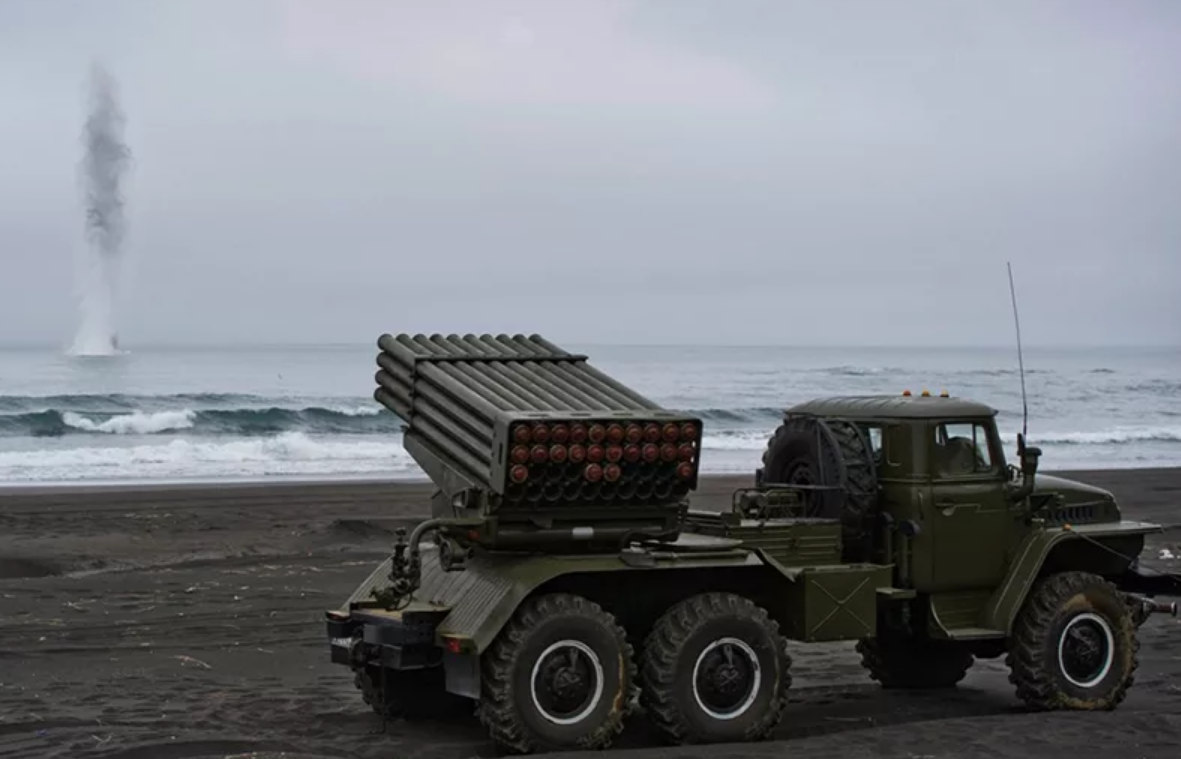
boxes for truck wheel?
[477,592,635,755]
[855,636,974,689]
[1007,571,1138,711]
[639,592,791,745]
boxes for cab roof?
[785,394,997,421]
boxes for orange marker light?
[921,389,931,397]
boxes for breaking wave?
[0,432,417,481]
[0,395,782,438]
[0,394,1177,453]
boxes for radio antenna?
[1006,261,1028,440]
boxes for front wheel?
[1007,571,1139,711]
[639,592,791,745]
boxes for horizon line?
[0,339,1176,352]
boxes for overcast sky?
[1,0,1178,348]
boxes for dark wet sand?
[0,469,1179,759]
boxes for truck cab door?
[925,420,1013,592]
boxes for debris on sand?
[174,655,212,670]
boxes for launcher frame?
[373,333,705,555]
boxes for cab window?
[859,424,884,464]
[932,422,995,477]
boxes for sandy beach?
[1,468,1178,759]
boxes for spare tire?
[759,415,879,562]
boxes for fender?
[342,538,894,655]
[342,536,769,655]
[983,519,1162,633]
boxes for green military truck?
[325,333,1178,755]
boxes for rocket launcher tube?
[529,335,659,408]
[374,333,703,508]
[383,335,531,412]
[385,332,640,413]
[505,334,648,410]
[468,334,638,411]
[380,337,533,412]
[425,333,600,412]
[377,353,507,427]
[375,365,494,444]
[373,386,411,420]
[376,373,490,443]
[408,416,490,484]
[426,333,636,412]
[374,386,491,473]
[405,335,553,410]
[459,335,600,410]
[417,334,591,412]
[529,357,649,410]
[378,385,492,463]
[376,388,489,485]
[458,357,571,410]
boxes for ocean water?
[0,343,1177,483]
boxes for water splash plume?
[69,62,132,356]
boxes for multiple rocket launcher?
[374,333,704,510]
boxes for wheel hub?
[547,659,588,704]
[692,637,762,720]
[787,461,814,486]
[785,460,818,512]
[1057,612,1115,688]
[531,640,605,725]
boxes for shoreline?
[0,464,1177,491]
[1,467,1177,516]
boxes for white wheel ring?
[530,639,606,726]
[691,636,763,721]
[1057,612,1115,689]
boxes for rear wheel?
[639,592,791,745]
[477,593,635,754]
[1007,571,1138,711]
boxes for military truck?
[325,333,1178,755]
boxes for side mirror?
[1021,442,1042,476]
[1008,432,1042,503]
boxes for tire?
[639,592,792,745]
[855,636,974,689]
[354,663,470,720]
[477,593,635,755]
[1007,571,1139,711]
[761,416,879,561]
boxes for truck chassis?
[324,334,1180,754]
